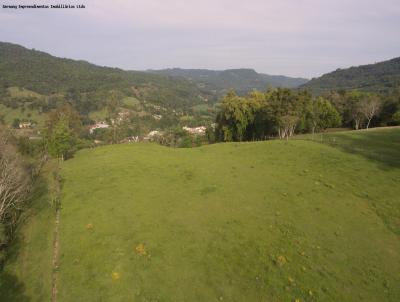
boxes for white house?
[144,130,163,141]
[89,121,110,134]
[183,126,207,135]
[19,122,32,129]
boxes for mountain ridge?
[302,57,400,94]
[148,68,309,100]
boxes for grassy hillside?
[149,68,308,100]
[1,128,399,301]
[302,57,400,94]
[58,128,399,301]
[0,42,209,126]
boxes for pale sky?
[1,0,400,78]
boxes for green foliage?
[150,68,308,101]
[154,127,203,148]
[303,57,400,94]
[216,88,320,141]
[44,105,82,159]
[122,97,140,108]
[17,137,45,157]
[325,90,386,129]
[47,117,76,159]
[217,91,258,141]
[306,97,341,132]
[392,111,400,125]
[11,118,20,129]
[0,42,206,115]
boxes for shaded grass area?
[295,127,400,169]
[0,161,57,301]
[58,132,400,302]
[295,127,400,235]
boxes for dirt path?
[51,167,62,302]
[51,206,60,302]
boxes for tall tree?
[0,127,31,226]
[47,117,75,160]
[307,97,341,134]
[360,95,381,129]
[267,88,303,139]
[45,105,81,160]
[216,91,256,141]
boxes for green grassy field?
[7,87,43,99]
[2,128,400,301]
[0,104,45,126]
[122,97,141,108]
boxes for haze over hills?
[302,57,400,94]
[148,68,308,100]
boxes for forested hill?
[0,41,205,109]
[302,57,400,94]
[148,68,308,100]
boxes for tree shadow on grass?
[307,128,400,170]
[0,271,30,302]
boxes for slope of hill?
[0,42,205,110]
[302,57,400,94]
[2,128,399,301]
[148,68,308,100]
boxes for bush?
[393,111,400,125]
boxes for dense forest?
[0,43,212,118]
[302,57,400,94]
[149,68,308,101]
[0,42,221,133]
[0,42,207,111]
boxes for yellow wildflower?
[135,243,146,255]
[276,255,287,266]
[111,272,120,280]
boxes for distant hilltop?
[148,68,309,99]
[302,57,400,94]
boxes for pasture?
[2,128,400,301]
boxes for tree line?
[0,127,46,263]
[213,88,399,142]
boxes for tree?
[12,118,20,129]
[216,91,257,141]
[360,95,381,129]
[46,104,82,136]
[307,97,341,134]
[347,96,364,130]
[45,105,82,160]
[267,88,304,139]
[393,110,400,125]
[0,128,31,226]
[47,117,75,160]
